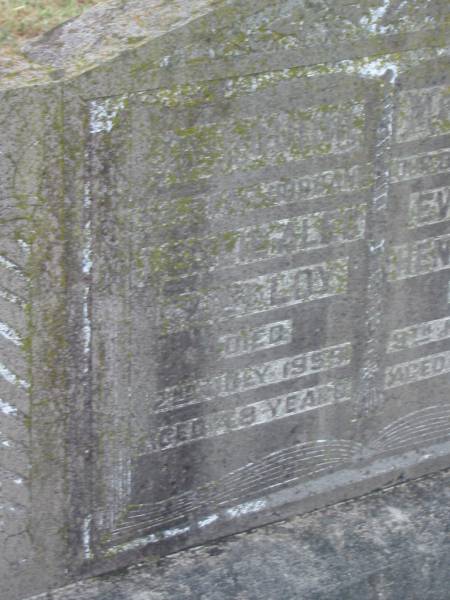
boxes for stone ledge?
[28,469,450,600]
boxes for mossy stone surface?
[0,1,449,599]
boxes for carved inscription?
[160,258,348,332]
[149,206,365,277]
[178,0,442,66]
[409,187,450,228]
[148,102,365,185]
[78,0,450,565]
[149,168,370,259]
[385,350,450,389]
[212,165,370,218]
[396,86,450,143]
[387,317,450,353]
[150,379,352,452]
[156,342,352,412]
[219,320,292,358]
[391,149,450,183]
[387,234,450,280]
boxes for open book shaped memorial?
[1,0,449,597]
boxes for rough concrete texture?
[0,84,70,600]
[1,1,450,599]
[27,468,450,600]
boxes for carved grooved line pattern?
[110,442,361,544]
[0,243,28,400]
[371,406,450,452]
[0,237,30,547]
[100,406,450,556]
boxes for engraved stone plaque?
[1,0,449,594]
[75,0,450,566]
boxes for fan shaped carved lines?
[0,251,28,393]
[0,238,29,521]
[104,404,450,549]
[0,257,23,348]
[109,440,360,544]
[372,406,450,453]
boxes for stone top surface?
[27,469,450,600]
[2,0,447,91]
[23,0,215,70]
[0,0,216,88]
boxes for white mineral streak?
[110,500,268,555]
[369,240,385,254]
[358,58,398,81]
[82,301,91,365]
[109,532,158,554]
[0,288,21,305]
[163,526,191,539]
[360,0,392,34]
[0,321,21,346]
[82,164,92,368]
[226,499,267,519]
[0,399,17,416]
[17,239,30,255]
[222,49,448,108]
[109,524,192,555]
[159,55,171,67]
[386,506,411,525]
[83,515,93,560]
[339,55,399,81]
[82,197,92,277]
[359,0,434,37]
[0,254,23,275]
[336,48,447,82]
[0,361,29,389]
[151,48,446,106]
[89,96,127,134]
[198,514,219,528]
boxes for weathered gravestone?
[0,0,449,598]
